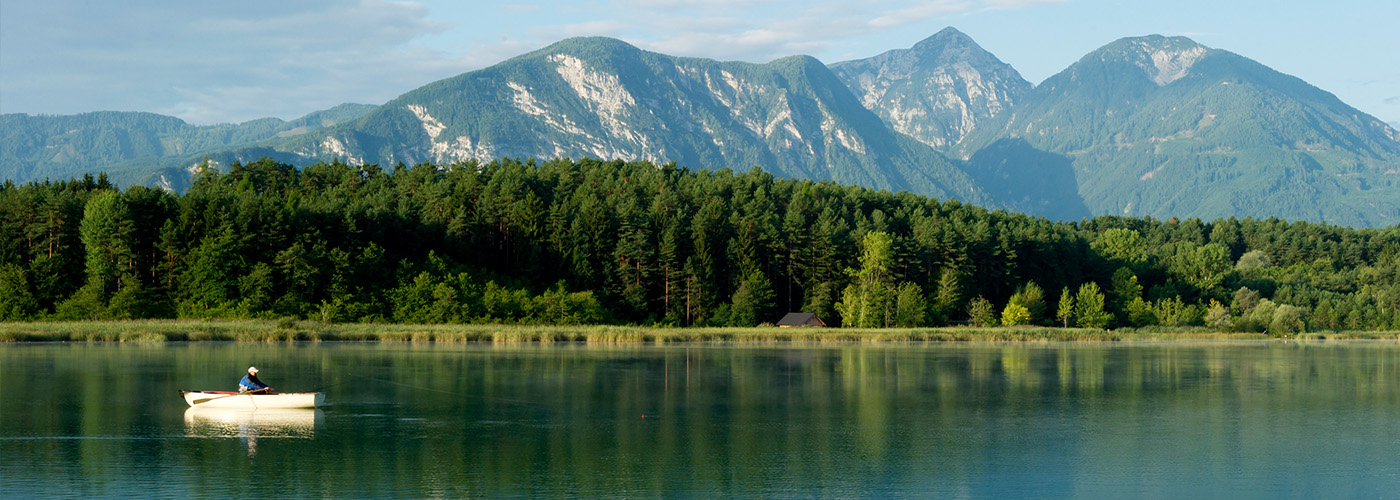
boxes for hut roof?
[777,312,825,327]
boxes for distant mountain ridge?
[1,104,376,187]
[956,35,1400,226]
[3,31,1398,227]
[276,37,987,202]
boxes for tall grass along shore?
[3,320,1397,343]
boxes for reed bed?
[5,320,1387,343]
[1289,330,1400,340]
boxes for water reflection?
[3,342,1400,498]
[184,407,322,456]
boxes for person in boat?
[238,366,273,393]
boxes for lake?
[2,341,1399,498]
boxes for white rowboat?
[182,390,324,409]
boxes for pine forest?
[2,157,1398,334]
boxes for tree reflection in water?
[4,342,1400,498]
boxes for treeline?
[1,157,1398,332]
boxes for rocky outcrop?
[829,27,1032,151]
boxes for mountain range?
[2,103,376,190]
[279,36,985,203]
[3,28,1397,227]
[954,35,1400,225]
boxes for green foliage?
[1094,229,1149,265]
[106,274,153,319]
[1232,287,1261,315]
[0,263,38,320]
[78,191,134,298]
[1056,287,1075,328]
[1006,281,1045,325]
[1235,250,1273,271]
[1125,297,1157,327]
[1153,296,1199,327]
[932,268,965,326]
[1205,300,1233,330]
[1109,267,1143,325]
[54,284,106,320]
[1269,304,1306,336]
[1073,283,1112,329]
[729,270,776,327]
[536,286,605,325]
[1001,302,1030,326]
[177,228,244,317]
[836,231,901,328]
[894,282,928,327]
[0,157,1396,332]
[1242,299,1278,333]
[1163,242,1231,299]
[967,296,998,327]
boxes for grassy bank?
[4,319,1397,343]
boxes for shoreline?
[3,319,1398,343]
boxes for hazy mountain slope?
[957,35,1400,226]
[281,37,988,203]
[8,32,1398,227]
[1,104,376,186]
[829,27,1032,151]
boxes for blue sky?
[2,0,1396,126]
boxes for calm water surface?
[2,341,1399,498]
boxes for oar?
[190,387,271,405]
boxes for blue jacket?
[239,373,269,392]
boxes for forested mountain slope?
[6,33,1399,228]
[0,104,376,187]
[955,35,1400,227]
[279,37,989,204]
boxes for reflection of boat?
[184,407,323,439]
[181,390,324,408]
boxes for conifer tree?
[1057,287,1075,327]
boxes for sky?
[2,0,1397,127]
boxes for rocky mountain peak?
[1095,35,1212,86]
[829,27,1031,150]
[271,34,985,202]
[908,27,994,66]
[10,32,1397,227]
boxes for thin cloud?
[870,1,975,29]
[620,0,791,9]
[1,0,1075,124]
[629,0,1001,61]
[617,0,1054,61]
[1,0,465,124]
[529,20,630,40]
[983,0,1067,9]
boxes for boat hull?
[182,390,324,409]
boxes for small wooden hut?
[776,312,826,328]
